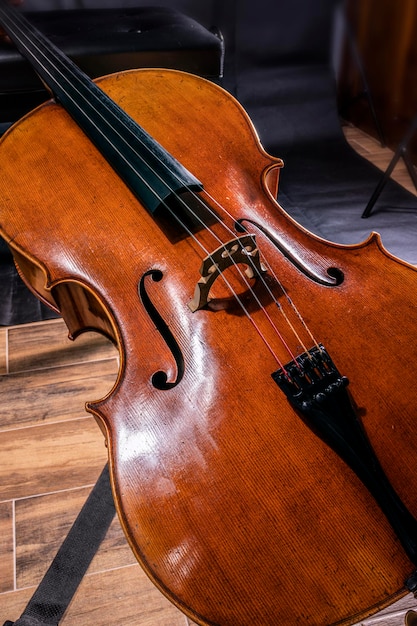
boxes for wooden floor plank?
[0,417,106,501]
[7,318,117,374]
[0,327,7,375]
[15,486,135,589]
[0,501,14,593]
[0,587,34,625]
[0,566,190,626]
[59,565,190,626]
[0,358,118,430]
[343,125,417,196]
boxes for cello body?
[1,64,417,624]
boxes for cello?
[1,2,417,624]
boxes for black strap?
[4,463,116,626]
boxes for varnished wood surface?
[1,127,416,625]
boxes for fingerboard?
[0,1,202,213]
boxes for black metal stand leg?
[362,118,417,218]
[362,146,405,218]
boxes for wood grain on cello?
[1,2,417,624]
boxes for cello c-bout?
[1,3,417,624]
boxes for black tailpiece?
[272,344,417,587]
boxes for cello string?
[0,5,309,363]
[202,189,321,351]
[1,3,291,367]
[1,5,315,366]
[2,4,312,367]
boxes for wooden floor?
[1,127,417,626]
[343,123,417,196]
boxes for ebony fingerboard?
[0,1,202,213]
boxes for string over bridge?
[188,234,265,312]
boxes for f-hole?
[138,269,185,389]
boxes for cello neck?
[0,1,202,213]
